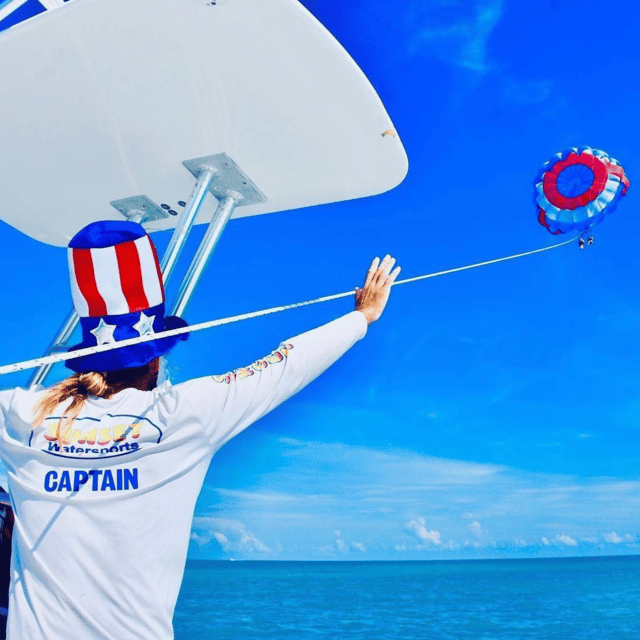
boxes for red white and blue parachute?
[535,147,630,235]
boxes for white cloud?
[407,0,504,74]
[214,488,301,503]
[333,530,348,553]
[555,534,578,547]
[602,532,635,545]
[403,0,553,111]
[335,539,347,553]
[191,517,272,555]
[405,517,441,546]
[197,437,640,559]
[190,532,212,547]
[322,531,367,555]
[604,531,623,544]
[213,532,229,546]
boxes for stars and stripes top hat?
[65,221,188,373]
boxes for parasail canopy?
[535,147,629,235]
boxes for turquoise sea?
[173,556,640,639]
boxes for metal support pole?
[171,194,238,317]
[161,166,217,284]
[26,169,215,388]
[28,309,80,387]
[26,153,259,388]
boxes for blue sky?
[1,0,639,560]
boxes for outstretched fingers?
[364,257,380,289]
[355,254,401,325]
[377,255,396,285]
[386,264,401,286]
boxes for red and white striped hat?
[69,228,165,318]
[65,221,188,373]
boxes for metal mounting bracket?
[182,153,266,206]
[110,195,172,224]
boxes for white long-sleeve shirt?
[0,311,367,640]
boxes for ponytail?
[32,372,114,444]
[32,360,159,443]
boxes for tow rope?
[0,237,575,377]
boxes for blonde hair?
[32,360,160,444]
[32,372,113,443]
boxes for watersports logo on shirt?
[212,343,294,384]
[30,414,163,460]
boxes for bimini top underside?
[0,0,408,246]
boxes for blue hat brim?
[65,316,189,373]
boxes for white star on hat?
[133,312,156,337]
[90,319,117,345]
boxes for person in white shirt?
[0,220,400,640]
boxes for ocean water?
[173,556,640,639]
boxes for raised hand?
[355,254,401,325]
